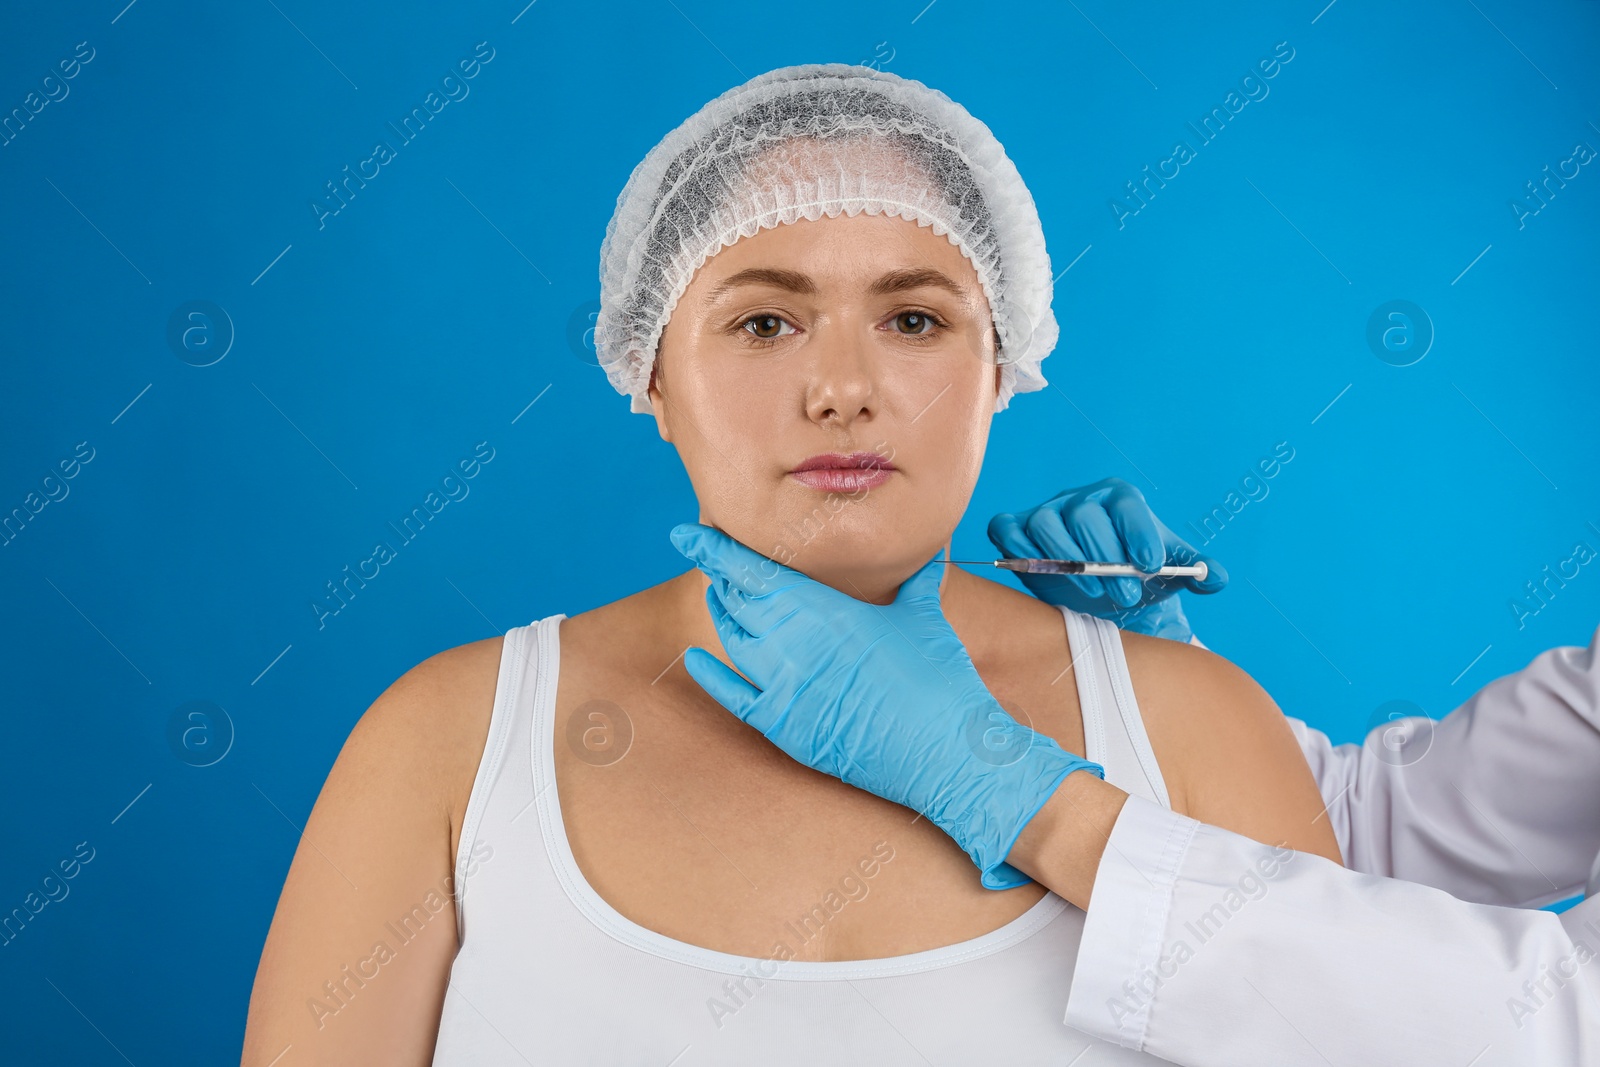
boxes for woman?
[241,64,1340,1064]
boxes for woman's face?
[648,209,1002,603]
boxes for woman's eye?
[741,314,795,340]
[892,311,940,336]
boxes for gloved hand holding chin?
[669,522,1104,891]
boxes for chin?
[702,481,958,590]
[764,513,945,586]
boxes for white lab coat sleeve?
[1063,794,1600,1066]
[1286,622,1600,907]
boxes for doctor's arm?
[1286,622,1600,906]
[1011,773,1600,1067]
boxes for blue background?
[2,0,1596,1061]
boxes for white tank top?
[433,606,1173,1064]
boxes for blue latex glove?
[987,477,1229,642]
[670,522,1104,890]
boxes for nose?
[803,323,876,426]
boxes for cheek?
[662,356,775,496]
[901,366,993,457]
[885,390,991,516]
[932,406,993,511]
[675,358,777,446]
[923,414,990,493]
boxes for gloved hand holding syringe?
[943,557,1208,580]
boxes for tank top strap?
[1059,607,1172,810]
[450,614,566,945]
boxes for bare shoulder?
[241,633,505,1065]
[1119,630,1343,865]
[349,634,506,852]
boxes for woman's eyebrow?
[704,265,967,304]
[867,267,966,298]
[705,267,816,303]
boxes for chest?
[549,628,1087,963]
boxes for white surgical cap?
[594,62,1057,415]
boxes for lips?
[788,452,895,493]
